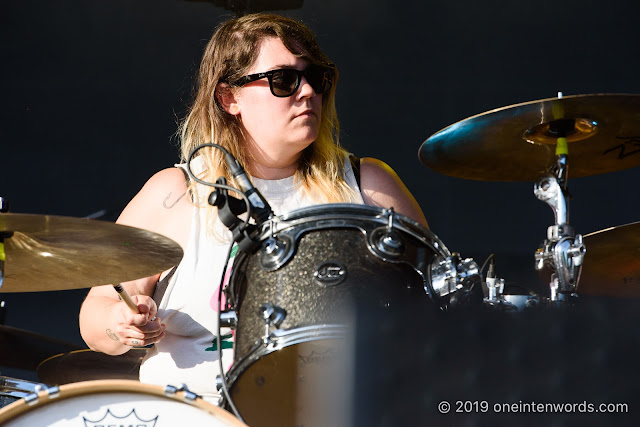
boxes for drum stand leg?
[533,152,586,304]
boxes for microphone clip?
[208,177,262,252]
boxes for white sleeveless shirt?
[139,157,364,404]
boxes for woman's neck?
[248,161,298,180]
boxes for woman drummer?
[79,12,427,404]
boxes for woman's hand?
[111,295,166,347]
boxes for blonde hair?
[179,13,358,231]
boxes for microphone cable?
[185,143,253,232]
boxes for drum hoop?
[226,324,346,386]
[265,204,450,256]
[234,204,450,279]
[0,379,244,426]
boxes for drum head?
[0,379,246,426]
[228,334,351,427]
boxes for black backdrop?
[2,0,640,422]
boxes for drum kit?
[0,93,638,425]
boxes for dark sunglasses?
[230,64,335,97]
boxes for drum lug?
[370,227,405,258]
[259,235,293,271]
[219,309,238,328]
[368,208,406,259]
[259,303,287,343]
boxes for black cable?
[186,143,248,421]
[216,241,244,422]
[185,143,253,231]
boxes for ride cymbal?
[419,94,640,181]
[578,222,640,297]
[37,348,146,385]
[0,214,183,292]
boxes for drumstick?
[113,284,141,314]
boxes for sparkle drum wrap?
[225,204,450,426]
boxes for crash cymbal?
[37,348,146,385]
[419,94,640,181]
[578,222,640,297]
[0,325,82,370]
[0,213,183,292]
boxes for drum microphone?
[223,152,273,224]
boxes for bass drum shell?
[0,379,246,426]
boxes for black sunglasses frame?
[230,64,335,98]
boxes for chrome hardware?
[164,384,178,395]
[23,385,59,406]
[534,161,587,301]
[429,254,481,307]
[535,224,586,298]
[164,383,198,401]
[370,228,405,258]
[219,309,238,328]
[24,392,39,405]
[385,207,395,228]
[215,375,223,391]
[365,209,407,259]
[485,277,505,301]
[534,175,567,225]
[181,385,198,402]
[259,235,293,271]
[259,303,287,342]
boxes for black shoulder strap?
[349,154,361,189]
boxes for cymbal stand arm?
[534,153,586,302]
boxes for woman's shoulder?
[358,157,429,228]
[144,167,189,193]
[359,157,397,180]
[116,167,193,249]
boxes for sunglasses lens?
[306,66,333,95]
[270,69,300,96]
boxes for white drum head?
[0,379,246,426]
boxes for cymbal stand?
[533,147,586,304]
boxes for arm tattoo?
[106,329,119,341]
[163,191,186,209]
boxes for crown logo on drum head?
[83,408,158,427]
[314,261,347,287]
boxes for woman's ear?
[216,83,240,115]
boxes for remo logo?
[83,409,158,427]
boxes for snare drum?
[225,204,450,425]
[0,379,246,426]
